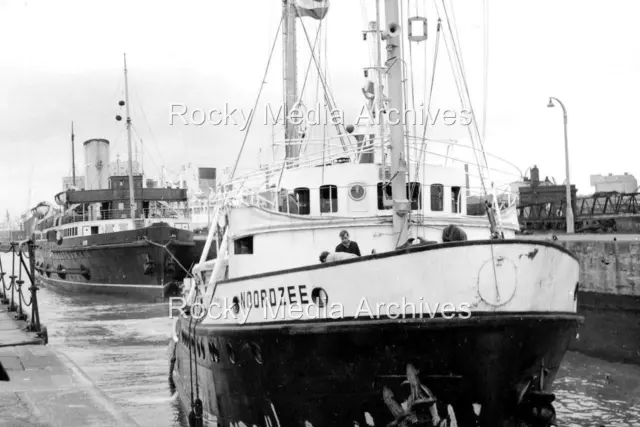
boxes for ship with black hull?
[31,170,194,301]
[31,56,196,302]
[168,1,583,426]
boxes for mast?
[283,0,300,164]
[71,121,76,186]
[373,1,385,171]
[383,0,409,245]
[123,54,136,221]
[482,0,489,142]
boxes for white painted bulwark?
[199,241,578,326]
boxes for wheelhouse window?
[234,236,254,255]
[451,186,461,213]
[278,189,299,214]
[319,185,338,213]
[430,184,444,211]
[406,182,422,210]
[294,187,310,215]
[377,182,392,210]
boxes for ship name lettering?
[239,285,310,310]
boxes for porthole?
[311,287,329,308]
[349,184,366,201]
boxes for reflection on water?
[554,352,640,426]
[36,287,186,427]
[3,254,638,426]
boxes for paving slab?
[0,305,138,426]
[0,305,43,348]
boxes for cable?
[230,14,285,182]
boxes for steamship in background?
[27,56,199,301]
[29,138,195,301]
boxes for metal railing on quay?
[0,240,48,344]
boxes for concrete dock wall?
[532,235,640,363]
[559,239,640,297]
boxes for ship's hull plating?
[171,315,580,426]
[170,239,583,426]
[34,223,195,302]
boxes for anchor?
[165,257,176,275]
[143,254,155,275]
[383,364,458,427]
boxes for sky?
[1,0,639,220]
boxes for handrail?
[35,208,191,231]
[0,240,48,343]
[214,137,520,200]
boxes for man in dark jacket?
[335,230,361,256]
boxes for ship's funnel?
[531,165,540,187]
[84,139,110,190]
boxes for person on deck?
[335,230,361,256]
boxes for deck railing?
[37,208,190,231]
[208,134,521,215]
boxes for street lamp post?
[547,97,574,234]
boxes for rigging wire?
[415,18,441,182]
[442,1,490,183]
[229,14,285,182]
[434,0,486,195]
[438,0,504,235]
[302,19,323,159]
[297,18,324,157]
[131,82,166,169]
[447,0,468,85]
[401,0,416,230]
[131,125,161,175]
[482,0,489,143]
[320,16,327,188]
[297,13,350,152]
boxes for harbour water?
[2,251,639,426]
